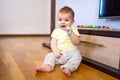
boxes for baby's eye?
[59,19,62,21]
[65,19,69,21]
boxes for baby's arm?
[67,27,80,45]
[51,37,61,59]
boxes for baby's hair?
[58,6,74,19]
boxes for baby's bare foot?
[36,64,52,73]
[62,68,72,78]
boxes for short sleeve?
[51,29,57,38]
[72,28,80,37]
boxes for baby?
[36,6,82,78]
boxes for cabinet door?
[79,34,120,69]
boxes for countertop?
[78,29,120,38]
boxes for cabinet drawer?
[79,34,120,69]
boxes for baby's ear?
[72,20,75,23]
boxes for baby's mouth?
[61,25,66,27]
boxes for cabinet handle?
[80,40,105,47]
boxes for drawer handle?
[81,40,105,47]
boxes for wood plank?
[0,52,25,80]
[0,36,118,80]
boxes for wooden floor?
[0,36,118,80]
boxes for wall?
[0,0,51,34]
[56,0,120,30]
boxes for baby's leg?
[61,50,82,77]
[36,52,55,72]
[36,64,52,72]
[62,68,72,78]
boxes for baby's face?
[57,13,74,31]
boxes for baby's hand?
[54,53,62,59]
[66,26,72,31]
